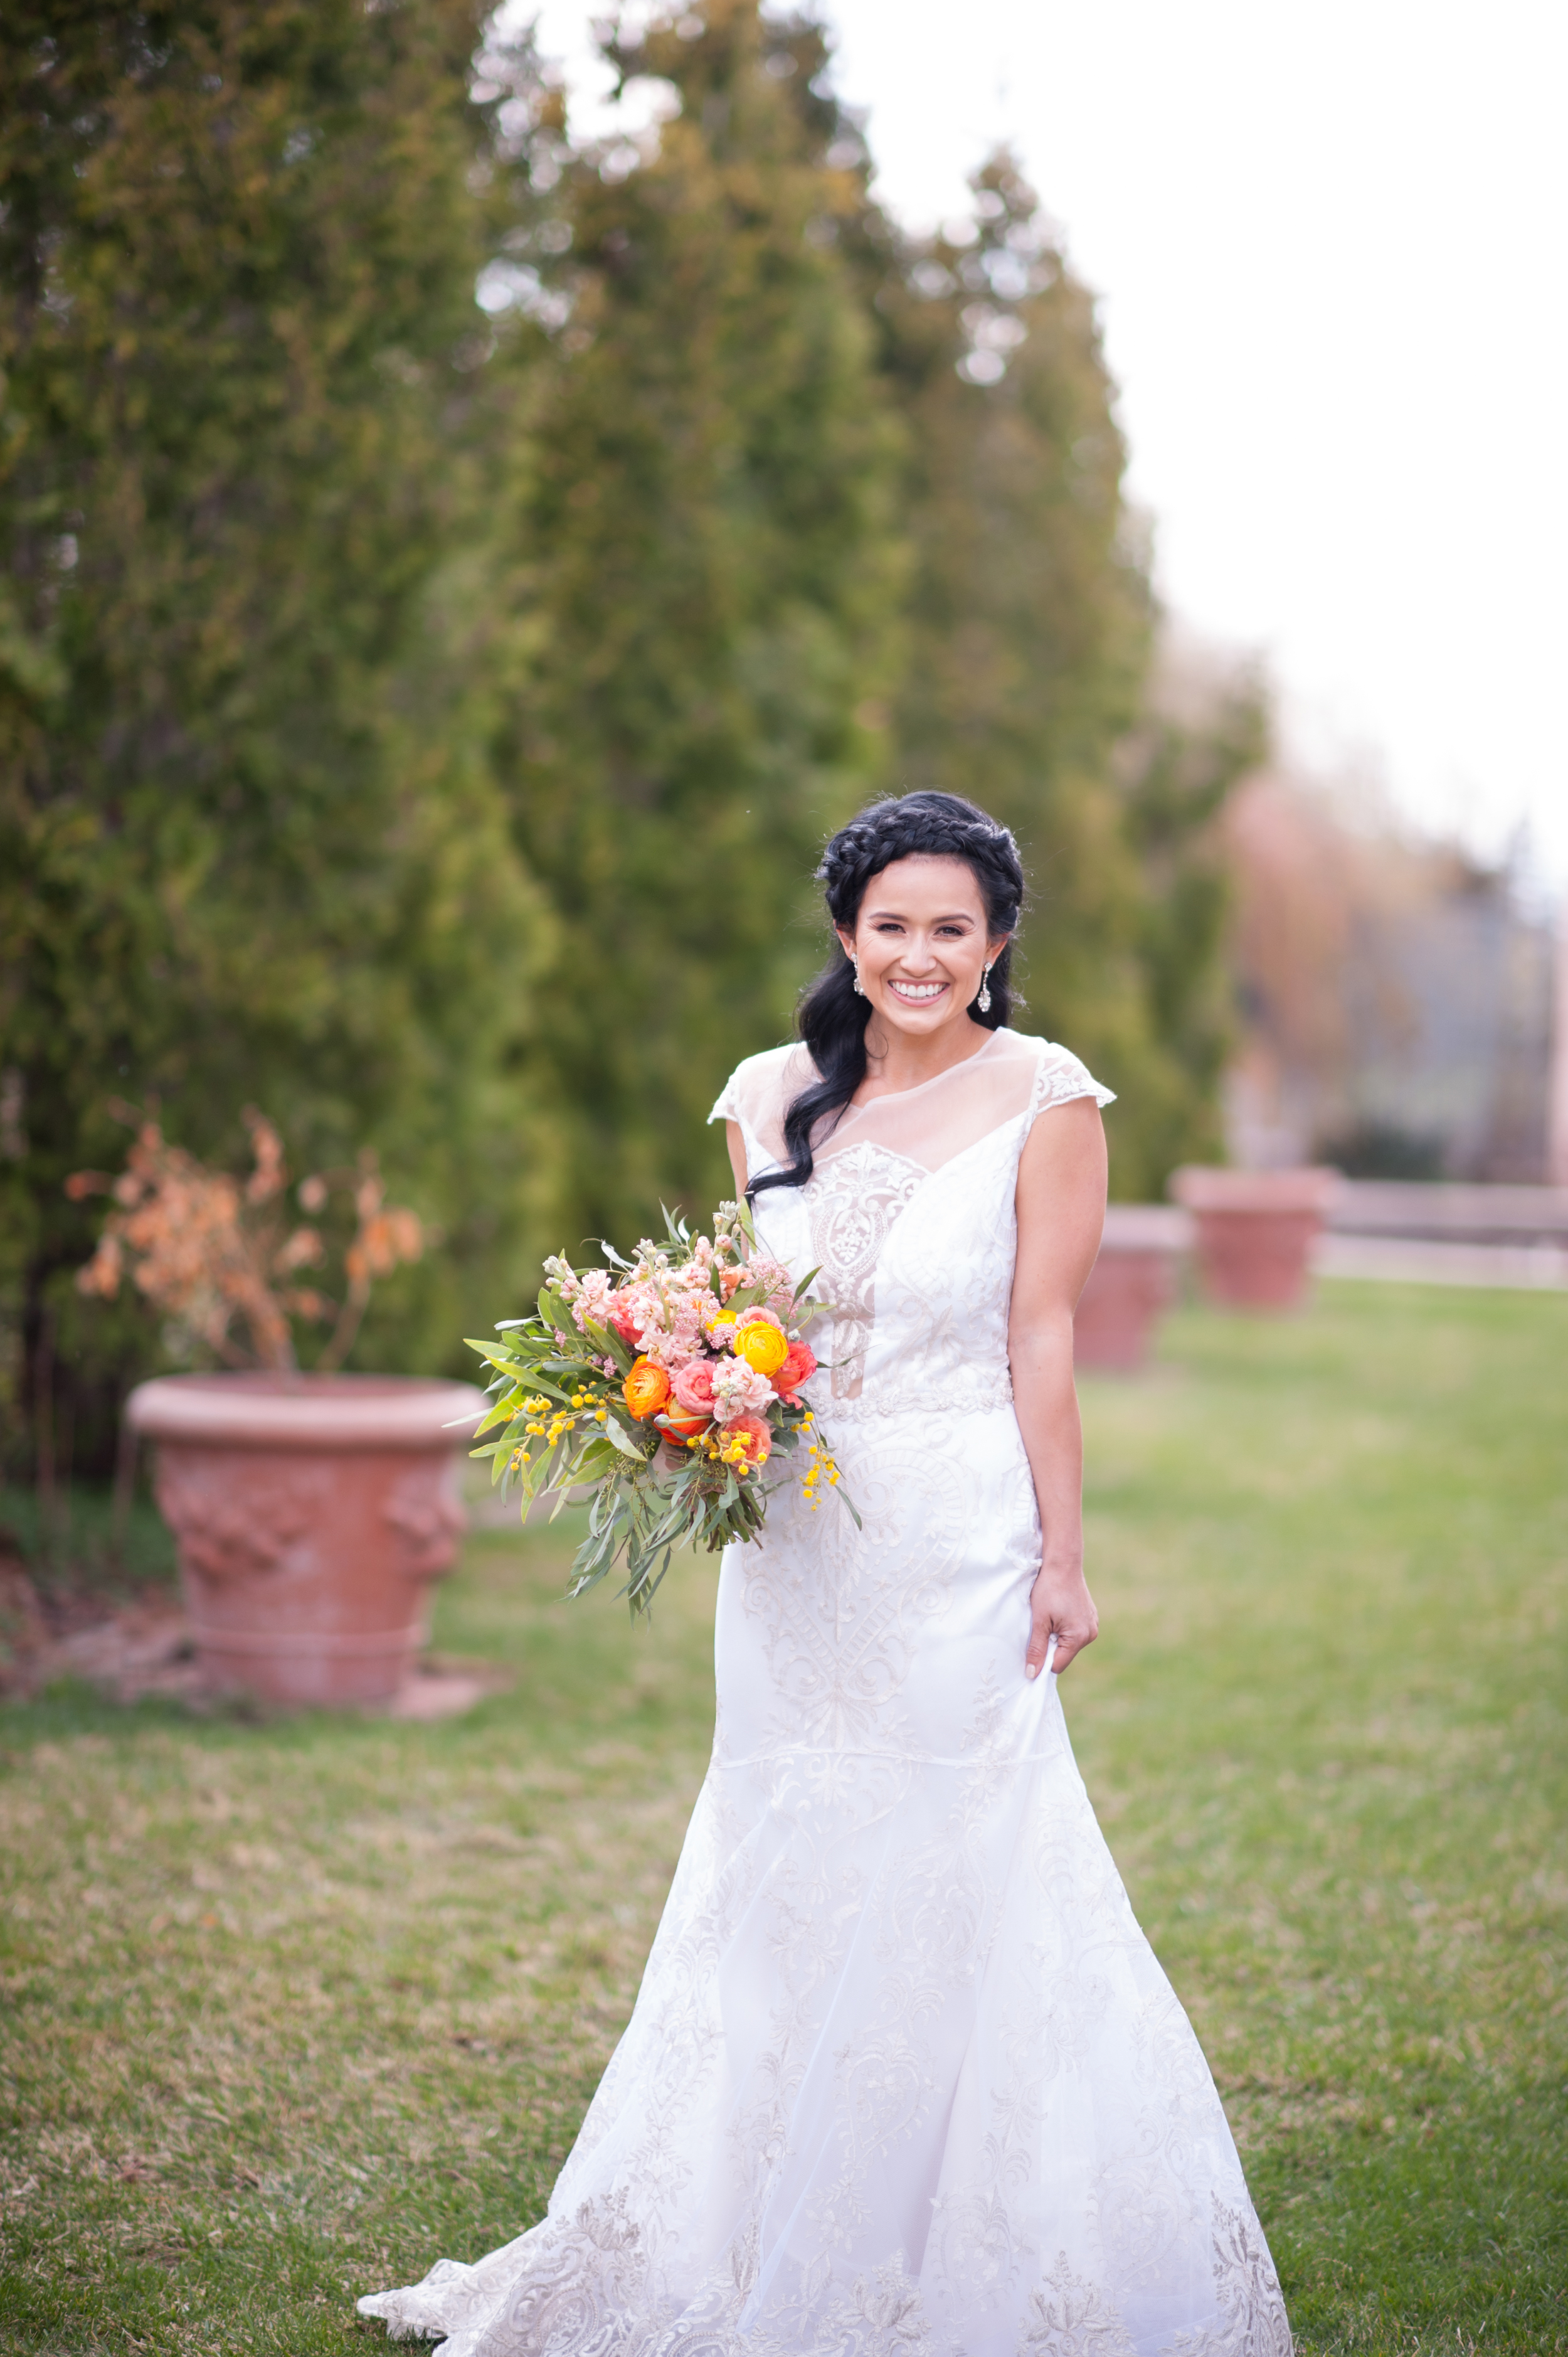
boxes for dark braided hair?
[750,791,1026,1200]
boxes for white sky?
[531,1,1568,893]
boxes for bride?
[359,791,1293,2356]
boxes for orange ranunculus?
[623,1356,672,1421]
[721,1413,771,1470]
[734,1316,788,1378]
[772,1339,817,1398]
[719,1268,744,1301]
[660,1406,712,1441]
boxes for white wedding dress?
[360,1028,1293,2357]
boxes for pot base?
[188,1616,427,1707]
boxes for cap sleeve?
[709,1072,747,1126]
[708,1043,813,1173]
[1030,1040,1116,1119]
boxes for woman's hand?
[1026,1561,1099,1679]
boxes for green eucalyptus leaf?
[582,1315,635,1375]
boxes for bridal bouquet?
[469,1203,854,1615]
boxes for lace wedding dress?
[360,1028,1292,2357]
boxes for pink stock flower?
[571,1267,619,1336]
[711,1358,776,1424]
[543,1256,583,1301]
[659,1292,706,1362]
[746,1257,797,1317]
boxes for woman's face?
[835,854,1008,1041]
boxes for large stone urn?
[126,1373,485,1706]
[1168,1166,1341,1310]
[1074,1205,1190,1373]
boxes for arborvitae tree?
[487,0,905,1250]
[1115,651,1269,1178]
[790,114,1264,1196]
[0,3,550,1472]
[2,0,1266,1487]
[849,152,1158,1193]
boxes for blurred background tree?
[1,0,1265,1489]
[486,0,905,1251]
[1114,639,1270,1183]
[832,144,1268,1196]
[0,1,549,1476]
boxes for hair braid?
[749,792,1027,1199]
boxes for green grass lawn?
[1,1280,1564,2355]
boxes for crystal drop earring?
[978,960,993,1014]
[851,954,867,997]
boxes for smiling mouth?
[886,979,949,1003]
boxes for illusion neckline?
[842,1024,1008,1114]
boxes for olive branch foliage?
[468,1206,856,1618]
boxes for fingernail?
[1025,1665,1037,1679]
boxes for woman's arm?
[725,1120,748,1198]
[1009,1095,1108,1679]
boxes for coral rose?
[722,1413,771,1470]
[660,1407,712,1442]
[772,1339,817,1399]
[623,1356,671,1421]
[671,1359,718,1416]
[734,1314,788,1378]
[607,1301,642,1348]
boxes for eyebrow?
[862,907,980,923]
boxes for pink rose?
[672,1359,718,1416]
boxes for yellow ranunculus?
[734,1319,788,1378]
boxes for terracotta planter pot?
[1074,1206,1189,1373]
[1168,1166,1341,1310]
[126,1373,485,1706]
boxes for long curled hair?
[750,791,1026,1200]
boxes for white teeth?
[891,982,945,999]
